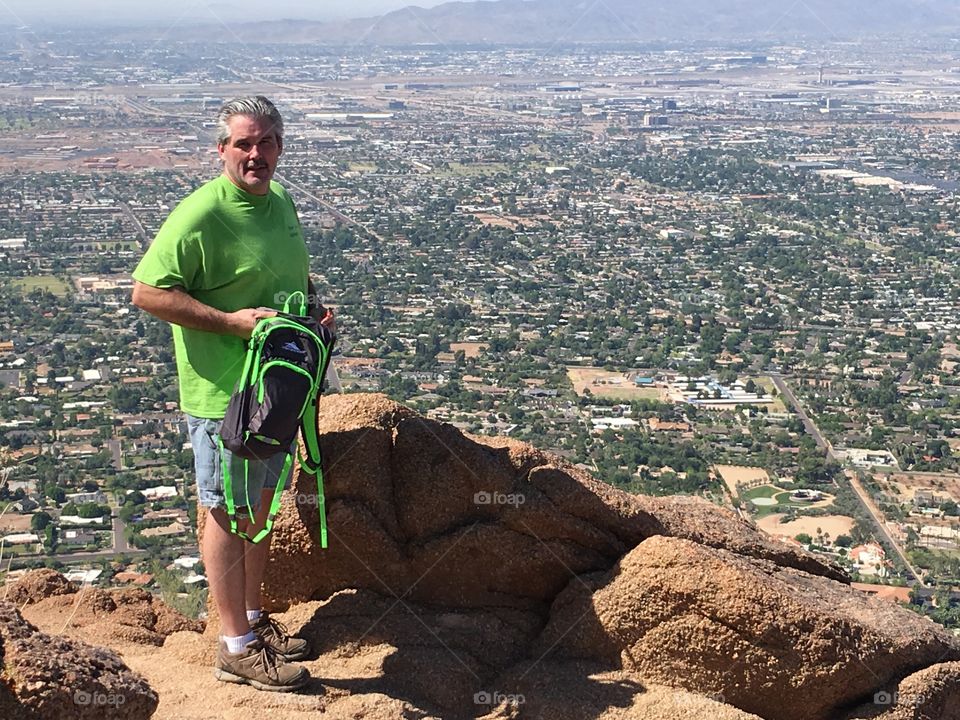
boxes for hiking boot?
[214,637,308,692]
[251,612,310,661]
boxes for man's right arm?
[131,282,274,339]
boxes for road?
[770,373,927,586]
[107,438,122,471]
[111,508,131,553]
[843,470,926,587]
[770,374,833,454]
[274,171,389,246]
[6,546,146,569]
[119,200,149,244]
[5,543,200,571]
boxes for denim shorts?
[186,415,294,510]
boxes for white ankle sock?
[222,631,256,654]
[246,609,262,622]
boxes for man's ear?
[217,142,226,160]
[277,135,283,156]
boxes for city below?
[2,29,960,631]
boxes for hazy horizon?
[0,0,459,27]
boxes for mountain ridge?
[129,0,960,45]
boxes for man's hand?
[306,278,336,337]
[226,307,277,339]
[309,305,336,337]
[320,308,336,337]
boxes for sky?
[0,0,458,26]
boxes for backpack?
[217,290,335,546]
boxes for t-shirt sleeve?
[132,212,202,291]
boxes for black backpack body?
[219,312,332,460]
[216,294,335,545]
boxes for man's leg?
[244,487,274,613]
[244,462,310,661]
[190,416,307,690]
[203,506,251,638]
[209,499,307,690]
[187,415,253,640]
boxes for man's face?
[217,114,283,195]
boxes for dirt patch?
[882,472,960,505]
[449,342,486,358]
[757,514,855,539]
[566,367,662,400]
[0,512,33,534]
[714,465,770,497]
[474,212,519,229]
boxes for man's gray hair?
[216,95,284,145]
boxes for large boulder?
[0,601,158,720]
[263,393,845,612]
[842,661,960,720]
[535,535,960,720]
[234,392,959,719]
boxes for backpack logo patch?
[280,340,306,355]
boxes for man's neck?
[222,172,270,196]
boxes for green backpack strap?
[283,290,307,316]
[298,396,327,549]
[219,435,293,544]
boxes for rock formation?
[9,393,959,719]
[12,574,203,648]
[3,568,78,606]
[263,395,846,611]
[0,601,158,720]
[536,535,955,720]
[252,393,960,720]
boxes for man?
[132,96,333,692]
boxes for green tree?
[31,511,52,532]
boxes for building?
[66,490,107,505]
[140,485,178,501]
[141,521,188,538]
[850,542,887,576]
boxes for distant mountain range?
[171,0,960,44]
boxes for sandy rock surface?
[20,582,203,648]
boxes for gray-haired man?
[132,96,334,691]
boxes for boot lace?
[260,614,292,643]
[248,638,284,679]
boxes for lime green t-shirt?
[132,175,309,418]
